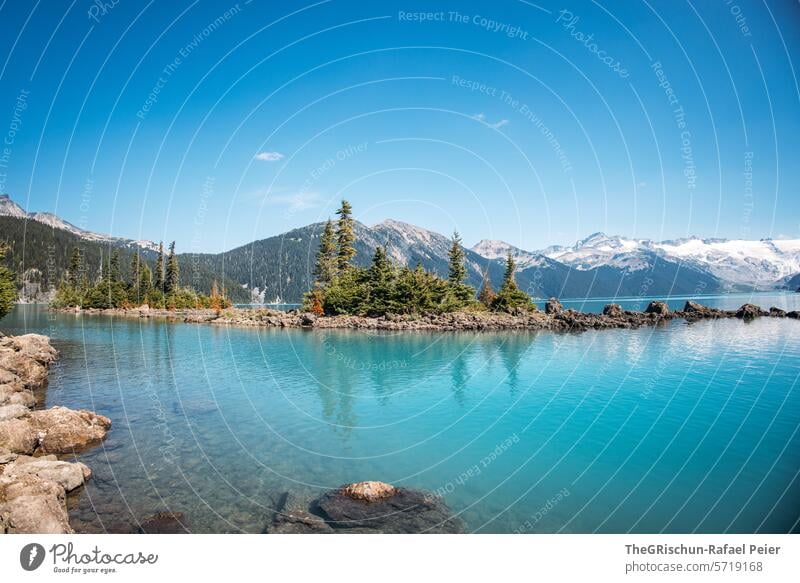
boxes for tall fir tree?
[68,247,83,288]
[165,241,180,295]
[335,199,356,272]
[314,219,338,286]
[129,252,141,303]
[447,231,467,285]
[492,251,534,312]
[154,242,164,291]
[445,230,475,307]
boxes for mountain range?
[1,193,798,303]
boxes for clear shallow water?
[2,293,799,534]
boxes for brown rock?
[5,458,91,492]
[0,404,31,422]
[645,300,670,317]
[340,481,397,502]
[0,418,38,454]
[0,473,72,534]
[29,407,111,454]
[544,298,563,315]
[136,511,188,534]
[735,303,765,321]
[602,303,624,317]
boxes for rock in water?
[645,301,670,317]
[735,303,764,321]
[315,482,464,533]
[339,480,397,502]
[136,511,189,534]
[264,482,464,534]
[602,303,624,317]
[29,406,112,454]
[545,298,563,315]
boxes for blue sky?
[1,0,798,252]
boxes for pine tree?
[129,252,141,304]
[478,268,496,307]
[139,264,153,302]
[492,251,534,312]
[448,231,467,286]
[154,242,164,291]
[68,248,83,288]
[314,219,337,286]
[445,230,475,308]
[0,242,16,319]
[165,241,180,295]
[335,200,356,272]
[109,249,121,284]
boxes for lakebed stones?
[265,481,464,534]
[136,511,189,534]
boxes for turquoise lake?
[3,293,800,533]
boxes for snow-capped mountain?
[470,239,546,269]
[469,231,800,291]
[0,194,159,252]
[652,237,800,288]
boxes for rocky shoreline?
[59,298,799,333]
[0,333,111,534]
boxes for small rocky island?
[0,333,111,533]
[71,298,799,333]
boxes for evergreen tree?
[0,242,16,319]
[478,268,496,307]
[448,231,467,286]
[165,241,180,295]
[492,252,535,312]
[154,242,164,291]
[139,264,153,300]
[335,199,356,272]
[68,248,83,288]
[314,219,337,286]
[129,252,141,304]
[109,249,121,284]
[445,230,475,308]
[366,246,397,315]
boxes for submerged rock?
[265,481,464,534]
[136,511,189,534]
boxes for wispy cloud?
[471,112,509,130]
[254,151,284,162]
[265,190,322,212]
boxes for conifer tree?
[448,231,467,286]
[68,248,83,288]
[314,219,337,286]
[129,252,141,304]
[492,251,534,312]
[109,249,121,284]
[154,242,164,291]
[0,242,16,319]
[165,241,179,295]
[445,230,475,308]
[335,200,356,272]
[139,264,153,301]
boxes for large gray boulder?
[0,473,72,534]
